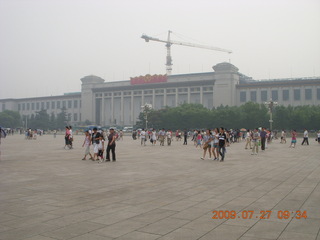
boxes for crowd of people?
[130,127,320,162]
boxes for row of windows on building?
[18,99,81,111]
[95,87,214,98]
[240,89,320,102]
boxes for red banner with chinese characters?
[130,74,167,85]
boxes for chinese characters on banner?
[130,74,167,85]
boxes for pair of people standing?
[200,128,226,162]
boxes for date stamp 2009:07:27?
[212,210,307,220]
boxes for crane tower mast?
[141,30,232,75]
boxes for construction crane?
[141,30,232,75]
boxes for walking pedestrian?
[140,128,146,146]
[82,131,93,160]
[183,129,188,145]
[245,129,252,149]
[301,129,309,145]
[251,128,260,155]
[106,128,116,162]
[201,129,212,160]
[212,128,220,160]
[218,127,227,162]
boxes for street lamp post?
[264,98,277,130]
[141,103,152,130]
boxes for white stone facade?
[1,62,320,127]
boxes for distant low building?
[1,62,320,127]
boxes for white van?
[123,127,133,133]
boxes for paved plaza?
[0,134,319,240]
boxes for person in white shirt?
[140,129,146,146]
[317,130,320,144]
[301,129,309,145]
[166,130,172,146]
[151,129,157,145]
[281,130,287,144]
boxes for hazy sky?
[1,0,320,99]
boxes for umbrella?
[240,128,247,132]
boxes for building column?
[141,91,145,105]
[152,89,155,107]
[111,93,114,124]
[200,87,203,104]
[175,88,178,106]
[187,87,191,103]
[101,96,105,126]
[120,92,124,126]
[163,89,167,107]
[131,91,134,125]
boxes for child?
[290,130,297,148]
[82,131,93,160]
[98,135,105,163]
[196,131,202,148]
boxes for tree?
[0,110,22,128]
[56,107,68,129]
[28,109,50,129]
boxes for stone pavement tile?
[0,224,13,233]
[160,200,199,211]
[138,217,190,235]
[240,190,268,199]
[274,199,305,211]
[0,223,60,240]
[238,237,270,240]
[224,217,259,228]
[88,203,131,215]
[185,191,220,202]
[47,204,99,216]
[23,236,58,240]
[198,224,249,240]
[46,197,93,208]
[89,211,140,225]
[130,209,178,224]
[41,221,105,240]
[282,187,314,201]
[1,213,60,228]
[242,220,288,239]
[93,219,148,238]
[246,202,276,211]
[156,227,207,240]
[64,233,113,240]
[6,204,60,217]
[169,207,210,221]
[284,218,320,235]
[192,199,226,211]
[302,195,320,208]
[114,231,161,240]
[183,213,221,232]
[43,212,102,227]
[253,180,283,192]
[277,231,317,240]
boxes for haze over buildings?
[1,0,320,99]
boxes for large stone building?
[1,62,320,127]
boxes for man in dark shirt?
[218,127,227,162]
[106,128,116,162]
[260,127,267,150]
[183,129,188,145]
